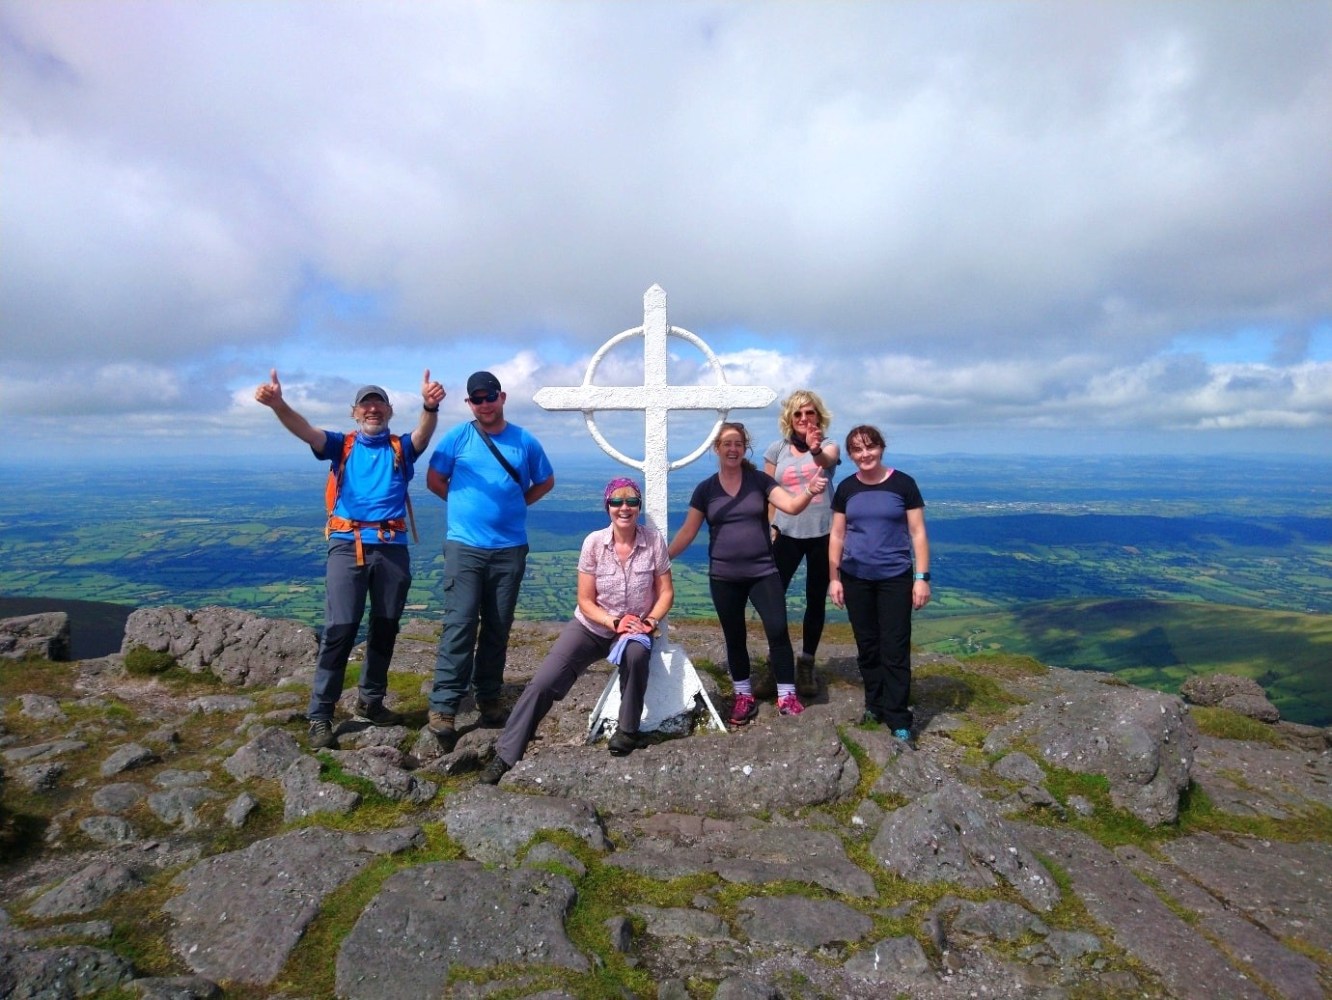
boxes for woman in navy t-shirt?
[668,422,826,726]
[829,424,931,740]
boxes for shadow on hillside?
[818,648,976,732]
[0,597,134,660]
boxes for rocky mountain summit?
[1,607,1329,1000]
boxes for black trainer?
[608,730,646,756]
[477,700,510,727]
[479,756,511,784]
[795,653,819,698]
[353,700,403,727]
[308,718,338,750]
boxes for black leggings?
[772,531,830,657]
[709,573,796,685]
[841,568,914,728]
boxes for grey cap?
[353,385,390,406]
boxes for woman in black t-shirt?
[668,422,825,726]
[829,424,931,741]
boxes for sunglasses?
[468,391,500,405]
[606,496,642,508]
[795,408,820,418]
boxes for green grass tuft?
[1189,706,1287,747]
[914,661,1027,716]
[945,722,989,748]
[123,644,177,676]
[958,651,1049,677]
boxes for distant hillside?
[0,596,133,660]
[912,598,1332,726]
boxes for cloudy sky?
[3,0,1330,466]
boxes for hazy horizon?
[6,448,1332,477]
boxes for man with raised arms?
[256,368,445,749]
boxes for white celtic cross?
[533,284,774,543]
[534,284,776,736]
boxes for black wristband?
[423,404,439,412]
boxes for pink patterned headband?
[603,477,642,505]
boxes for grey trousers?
[429,540,528,714]
[496,618,651,766]
[308,541,411,721]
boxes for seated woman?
[480,477,673,783]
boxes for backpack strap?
[324,433,359,518]
[384,435,419,547]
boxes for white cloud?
[2,0,1330,460]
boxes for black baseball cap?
[466,371,502,395]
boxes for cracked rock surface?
[1,613,1329,999]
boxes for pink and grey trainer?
[729,692,759,727]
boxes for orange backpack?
[324,432,418,565]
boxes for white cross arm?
[534,385,775,412]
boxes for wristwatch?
[913,572,931,582]
[644,616,659,629]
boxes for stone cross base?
[588,641,727,740]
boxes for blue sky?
[2,1,1330,466]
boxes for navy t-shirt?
[831,470,924,580]
[687,468,781,581]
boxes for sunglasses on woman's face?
[607,496,642,508]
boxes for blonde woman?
[763,390,840,697]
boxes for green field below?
[912,598,1332,726]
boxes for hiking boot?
[308,718,338,750]
[795,653,819,698]
[353,699,403,727]
[777,693,805,716]
[428,711,457,752]
[892,728,913,746]
[859,711,883,727]
[728,692,758,727]
[477,699,510,728]
[750,667,776,699]
[479,755,511,785]
[608,729,646,757]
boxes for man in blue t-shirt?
[425,370,555,750]
[256,368,445,750]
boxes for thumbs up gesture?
[421,368,445,409]
[255,368,284,408]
